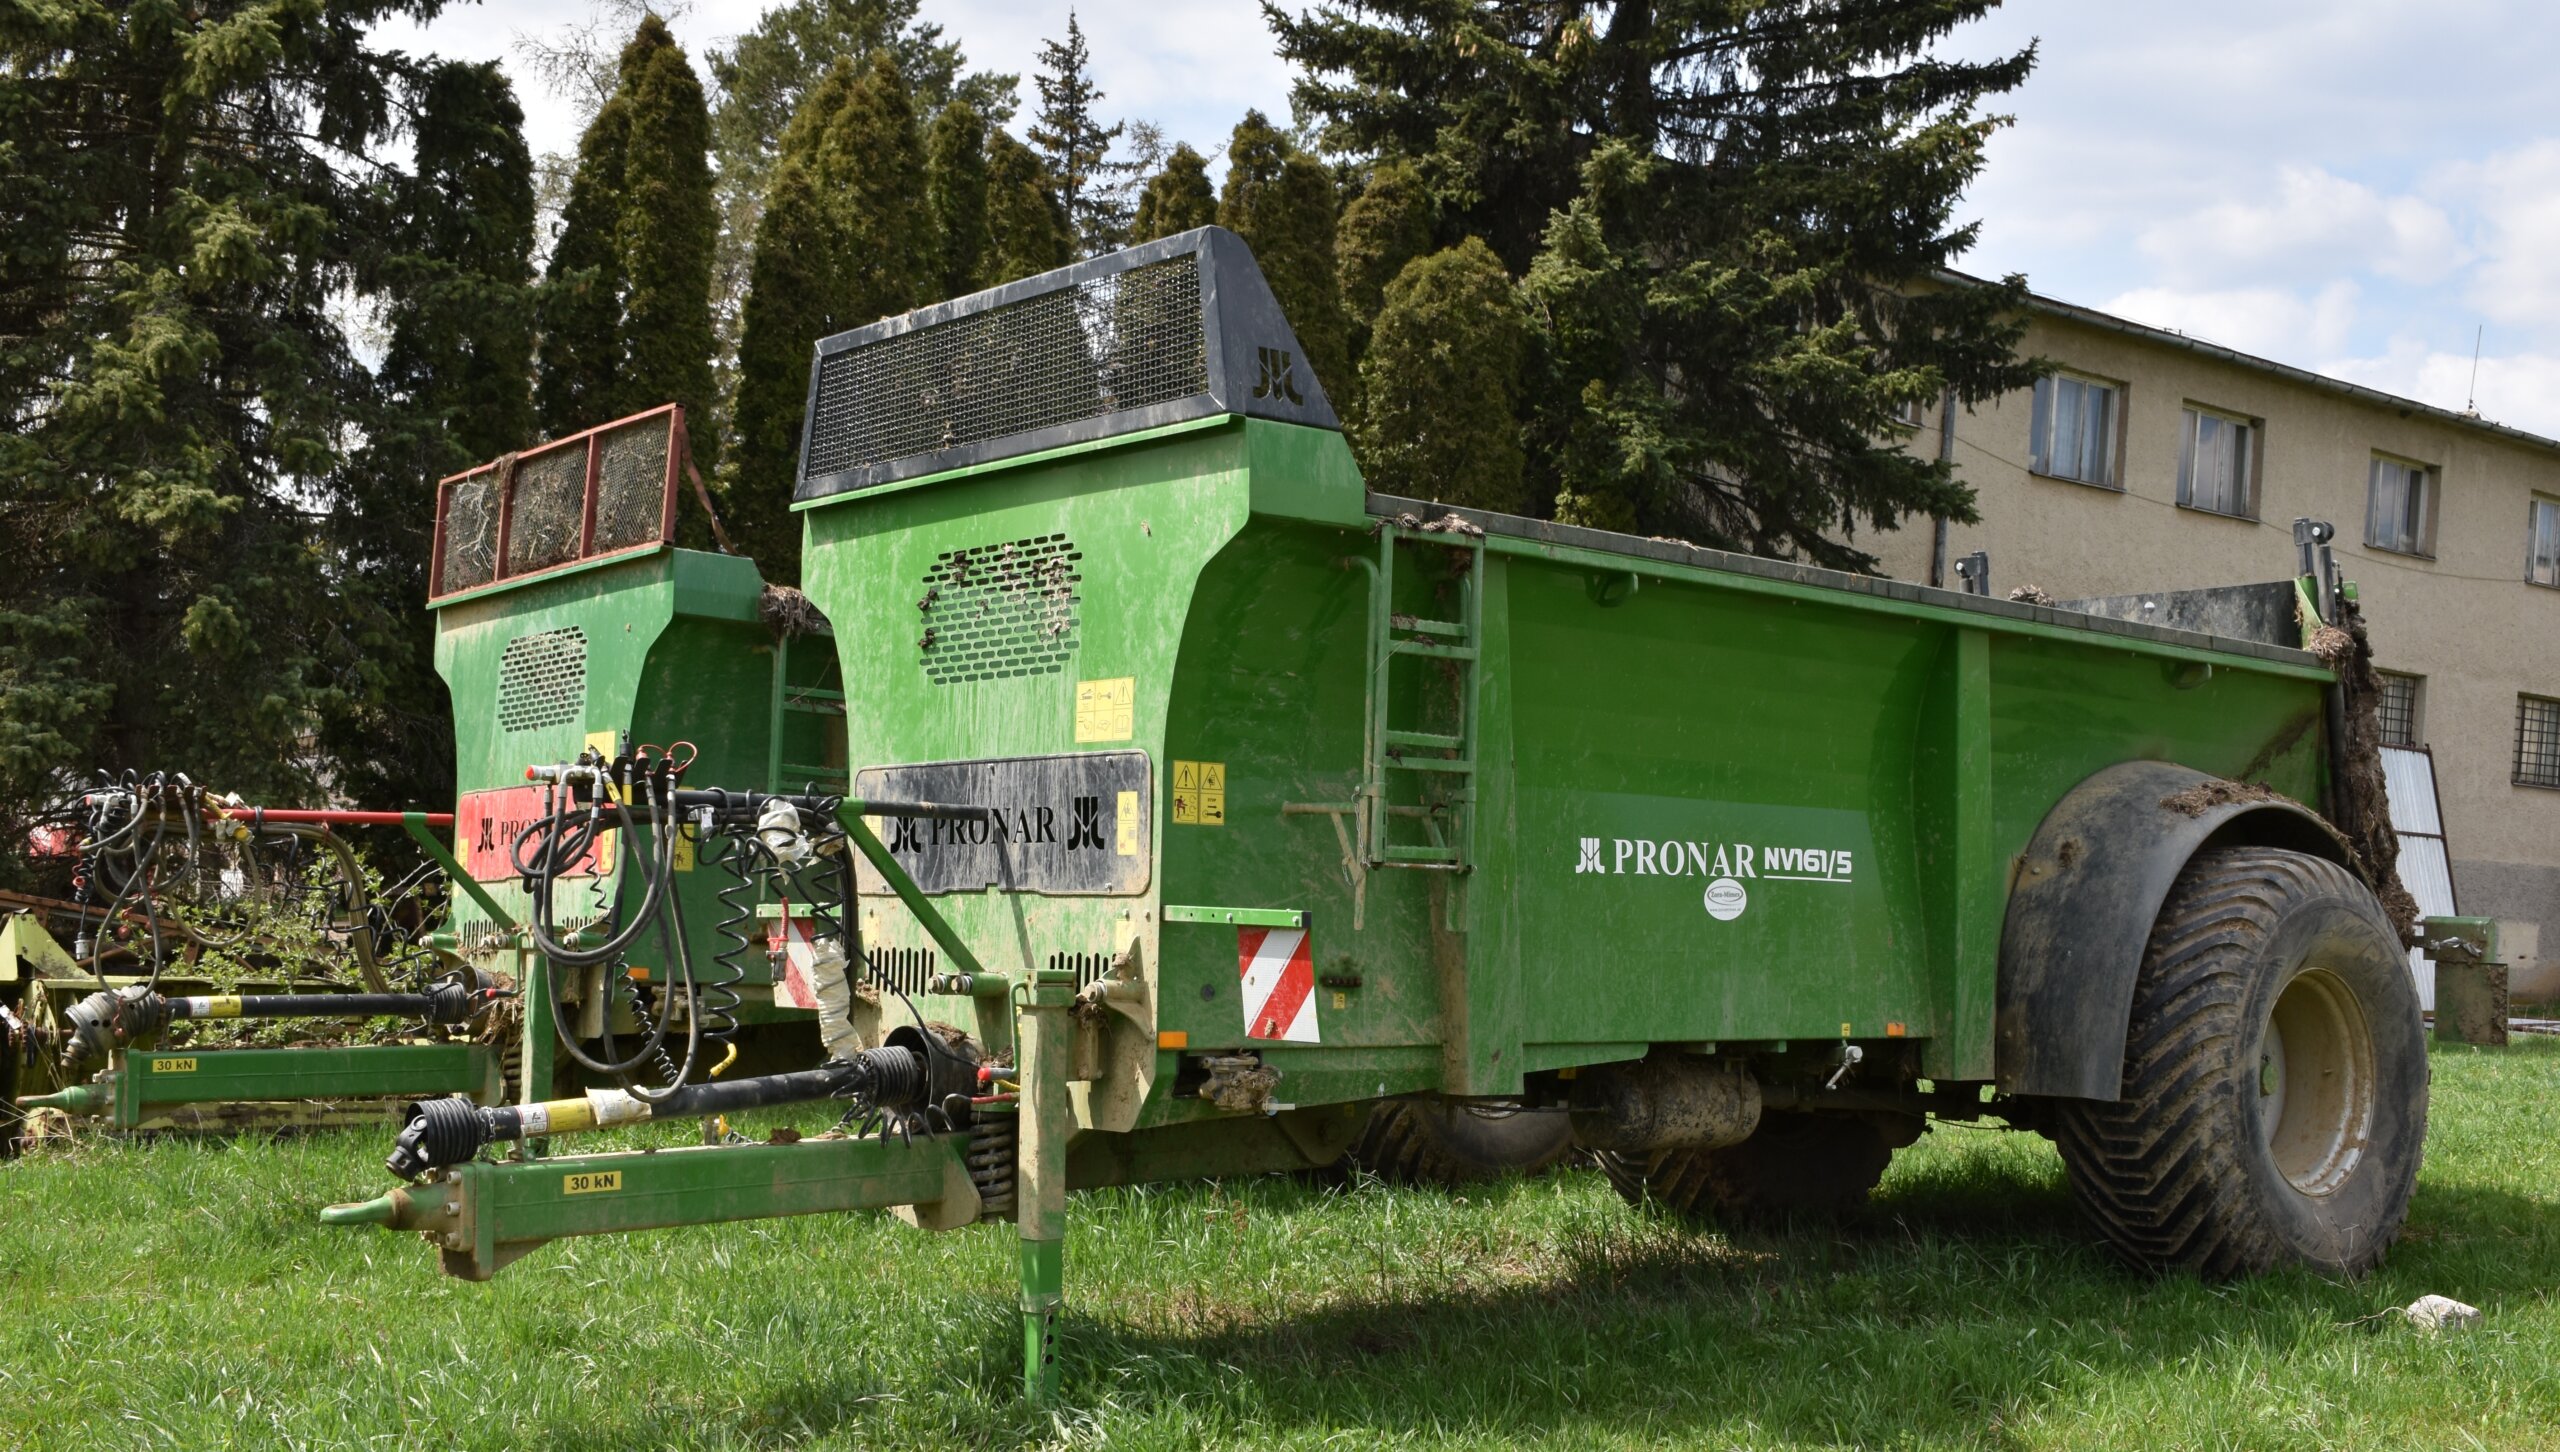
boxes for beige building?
[1874,286,2560,992]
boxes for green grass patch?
[4,1041,2556,1450]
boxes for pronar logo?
[1572,835,1855,921]
[1252,346,1305,405]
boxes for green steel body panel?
[799,414,2337,1125]
[434,545,844,1009]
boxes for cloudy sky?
[384,1,2560,435]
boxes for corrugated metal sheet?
[2399,836,2457,918]
[2383,746,2444,835]
[2382,746,2457,1011]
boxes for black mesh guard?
[794,226,1338,502]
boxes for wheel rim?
[2258,967,2376,1196]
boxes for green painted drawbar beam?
[323,1132,972,1281]
[24,1045,503,1129]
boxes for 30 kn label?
[562,1170,622,1195]
[153,1057,198,1073]
[856,752,1151,896]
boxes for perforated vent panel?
[803,256,1206,488]
[1050,952,1113,990]
[497,627,588,733]
[866,946,936,995]
[916,536,1082,685]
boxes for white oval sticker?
[1703,877,1748,921]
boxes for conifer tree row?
[0,4,538,883]
[1268,0,2041,567]
[535,13,721,477]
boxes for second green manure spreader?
[329,229,2430,1401]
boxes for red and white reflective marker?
[1236,926,1319,1043]
[768,915,821,1012]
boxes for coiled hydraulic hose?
[509,767,701,1094]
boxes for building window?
[2518,695,2560,789]
[2177,406,2259,518]
[2530,496,2560,588]
[2366,455,2436,556]
[1892,395,1927,429]
[2029,372,2122,488]
[2375,672,2421,748]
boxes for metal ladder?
[1359,521,1485,873]
[766,632,849,794]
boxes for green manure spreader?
[328,229,2428,1402]
[419,403,848,1096]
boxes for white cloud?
[2099,281,2361,359]
[2322,338,2560,438]
[2137,167,2463,287]
[2429,139,2560,332]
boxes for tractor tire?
[1346,1099,1577,1186]
[1598,1110,1897,1226]
[2052,847,2426,1278]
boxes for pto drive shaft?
[56,981,502,1069]
[384,1044,934,1180]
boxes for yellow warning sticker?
[671,822,695,873]
[1198,761,1225,826]
[1171,761,1224,826]
[155,1058,198,1074]
[1074,677,1135,742]
[1115,790,1140,856]
[562,1170,622,1195]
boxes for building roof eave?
[1935,268,2560,460]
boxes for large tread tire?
[1598,1110,1895,1226]
[1347,1099,1577,1187]
[2053,847,2426,1278]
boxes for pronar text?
[1572,838,1854,881]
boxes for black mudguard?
[1995,760,2361,1101]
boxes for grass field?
[3,1040,2556,1451]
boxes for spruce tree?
[533,16,721,471]
[724,54,942,577]
[723,157,836,579]
[1355,240,1525,513]
[1218,112,1349,399]
[705,0,1016,429]
[537,94,632,434]
[1130,144,1217,242]
[1335,159,1434,366]
[928,99,992,298]
[1028,11,1129,257]
[984,131,1068,285]
[0,1,484,874]
[1271,1,2040,566]
[332,60,538,810]
[616,16,721,468]
[824,52,942,327]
